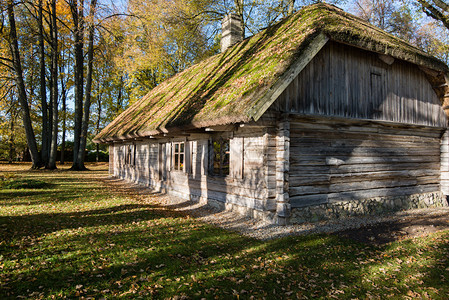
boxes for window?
[125,144,132,165]
[173,142,185,171]
[212,138,230,176]
[124,144,136,166]
[133,144,137,166]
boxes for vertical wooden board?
[292,75,298,112]
[158,143,166,181]
[270,41,446,128]
[184,140,191,174]
[344,48,350,117]
[200,140,209,176]
[191,140,197,177]
[166,142,171,174]
[283,83,290,112]
[230,137,244,178]
[109,144,114,175]
[297,60,305,113]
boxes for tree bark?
[60,65,67,165]
[38,0,49,166]
[96,92,102,162]
[70,0,85,169]
[48,0,59,169]
[7,0,41,169]
[8,112,15,164]
[76,0,97,170]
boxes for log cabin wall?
[441,131,449,195]
[274,41,447,128]
[266,41,449,223]
[109,126,277,220]
[288,116,444,208]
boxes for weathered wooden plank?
[290,178,437,197]
[291,155,440,165]
[290,169,440,186]
[290,194,329,208]
[289,147,440,157]
[328,184,440,202]
[230,137,244,179]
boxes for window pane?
[212,139,230,176]
[175,143,179,153]
[180,154,184,170]
[223,153,230,175]
[213,141,220,175]
[174,154,179,170]
[180,142,184,153]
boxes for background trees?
[0,0,448,168]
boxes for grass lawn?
[1,162,449,299]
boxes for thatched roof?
[94,3,448,143]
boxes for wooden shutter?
[230,137,243,178]
[184,141,190,174]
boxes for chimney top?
[221,13,243,53]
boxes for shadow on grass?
[1,171,449,298]
[0,204,164,243]
[3,213,449,299]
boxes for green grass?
[1,163,449,299]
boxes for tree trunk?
[38,0,49,166]
[7,0,41,169]
[70,0,85,169]
[48,0,59,169]
[8,113,15,164]
[117,76,123,114]
[96,92,102,163]
[60,66,67,165]
[76,0,97,170]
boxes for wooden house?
[94,3,449,224]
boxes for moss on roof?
[94,3,448,143]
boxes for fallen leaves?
[2,164,449,299]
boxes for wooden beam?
[433,83,448,88]
[419,65,439,77]
[205,125,236,132]
[378,54,394,65]
[249,33,329,121]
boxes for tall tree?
[38,0,50,166]
[6,0,42,169]
[48,0,59,169]
[75,0,97,169]
[69,0,85,169]
[59,62,68,165]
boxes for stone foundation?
[289,192,448,224]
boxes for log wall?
[441,131,449,195]
[288,116,444,208]
[110,127,276,217]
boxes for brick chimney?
[221,13,243,53]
